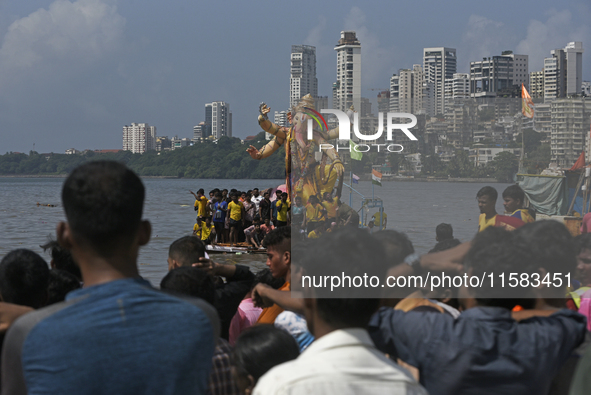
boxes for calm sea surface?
[0,177,512,286]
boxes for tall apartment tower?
[469,51,528,97]
[544,42,584,101]
[390,65,424,114]
[530,71,545,99]
[444,73,470,110]
[334,31,361,112]
[565,42,584,96]
[550,98,589,167]
[423,47,457,116]
[206,102,232,139]
[122,123,156,154]
[290,45,318,109]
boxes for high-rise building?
[506,52,529,89]
[290,45,318,109]
[550,98,589,167]
[469,51,528,98]
[377,90,390,114]
[544,49,567,101]
[204,104,213,138]
[444,73,470,111]
[533,103,551,138]
[334,31,361,112]
[390,65,424,114]
[544,42,584,101]
[530,71,545,99]
[315,96,329,112]
[565,42,584,96]
[423,47,457,116]
[193,123,206,142]
[583,81,591,97]
[206,101,232,139]
[122,123,156,154]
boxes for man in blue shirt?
[369,224,586,395]
[1,161,219,395]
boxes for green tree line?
[0,133,286,179]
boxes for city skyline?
[0,0,589,153]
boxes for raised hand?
[246,145,262,160]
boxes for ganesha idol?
[246,94,345,205]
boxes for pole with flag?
[371,169,382,200]
[522,84,534,119]
[519,84,535,173]
[350,140,363,207]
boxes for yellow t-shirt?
[276,200,289,222]
[201,224,214,240]
[508,209,534,224]
[228,201,244,221]
[322,197,338,219]
[308,230,320,239]
[372,212,387,227]
[193,223,201,238]
[306,203,323,222]
[478,214,497,232]
[194,196,209,217]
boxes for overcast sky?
[0,0,589,153]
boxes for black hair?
[301,228,388,326]
[197,189,205,195]
[168,236,206,267]
[429,238,462,253]
[476,186,498,202]
[47,269,81,305]
[0,249,50,308]
[308,195,319,204]
[214,192,222,198]
[40,238,82,280]
[513,220,575,279]
[61,161,144,254]
[435,223,453,241]
[464,227,519,309]
[160,266,215,305]
[232,325,300,384]
[502,184,525,203]
[263,226,291,253]
[574,233,591,255]
[372,230,414,267]
[252,268,285,291]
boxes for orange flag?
[522,84,534,119]
[570,151,586,171]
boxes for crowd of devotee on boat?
[4,160,591,394]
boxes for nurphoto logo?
[304,108,418,153]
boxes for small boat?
[206,243,267,254]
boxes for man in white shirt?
[253,228,426,395]
[251,188,263,213]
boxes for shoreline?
[0,174,503,183]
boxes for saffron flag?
[352,174,360,184]
[350,140,363,161]
[372,169,382,187]
[570,151,586,171]
[522,84,534,119]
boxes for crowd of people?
[188,186,380,246]
[2,160,591,394]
